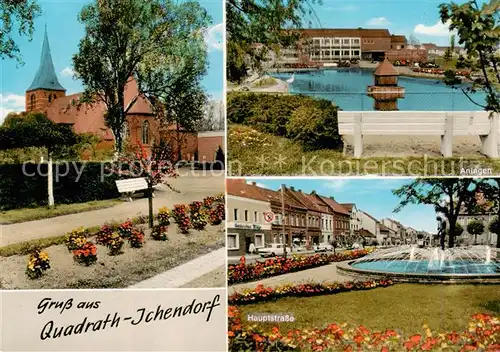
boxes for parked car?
[259,244,287,257]
[292,243,305,252]
[314,242,334,252]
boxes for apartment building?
[309,193,335,243]
[226,180,273,256]
[341,203,361,237]
[284,187,322,246]
[319,196,351,241]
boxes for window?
[48,94,52,103]
[353,50,360,56]
[343,50,350,56]
[324,39,330,45]
[343,39,350,45]
[352,39,360,45]
[227,234,239,250]
[254,211,258,222]
[234,209,238,221]
[255,234,264,248]
[244,210,248,222]
[334,50,340,56]
[142,120,150,144]
[334,39,340,45]
[30,94,35,110]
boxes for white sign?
[1,288,226,351]
[263,212,275,223]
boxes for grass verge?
[0,199,122,224]
[228,124,500,176]
[238,283,500,335]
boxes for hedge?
[227,92,343,150]
[0,162,120,210]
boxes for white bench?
[115,178,155,202]
[338,111,499,158]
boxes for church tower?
[25,25,66,113]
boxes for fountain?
[337,245,500,283]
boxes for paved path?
[229,261,353,294]
[129,248,226,288]
[0,173,224,246]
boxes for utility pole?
[281,185,287,259]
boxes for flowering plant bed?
[26,248,51,279]
[190,201,208,230]
[172,204,191,234]
[96,224,115,246]
[107,233,124,255]
[128,229,145,248]
[118,220,134,238]
[228,250,369,284]
[203,196,215,209]
[157,207,171,226]
[65,227,88,251]
[228,306,500,352]
[151,225,169,241]
[229,280,393,305]
[73,242,98,266]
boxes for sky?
[304,0,479,47]
[245,178,439,233]
[0,0,223,122]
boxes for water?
[271,69,488,111]
[349,245,500,275]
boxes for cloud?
[0,93,25,124]
[325,5,359,11]
[323,179,352,192]
[204,23,223,51]
[61,67,75,77]
[366,17,391,26]
[414,20,453,36]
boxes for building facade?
[285,187,322,246]
[342,203,361,238]
[226,180,273,256]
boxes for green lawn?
[228,124,500,176]
[0,199,122,224]
[238,284,500,335]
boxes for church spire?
[27,25,65,92]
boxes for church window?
[48,94,52,103]
[30,94,35,110]
[142,120,150,144]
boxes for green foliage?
[467,220,485,236]
[489,216,500,234]
[0,112,78,153]
[226,0,320,82]
[73,0,210,153]
[0,0,41,63]
[227,92,342,151]
[215,146,225,167]
[456,54,472,69]
[450,222,464,237]
[439,0,500,112]
[0,163,120,211]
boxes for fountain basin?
[337,245,500,284]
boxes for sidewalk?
[129,248,225,288]
[0,174,223,246]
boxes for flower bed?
[151,224,169,241]
[73,242,98,266]
[228,250,369,285]
[128,229,145,248]
[65,227,89,251]
[26,248,50,279]
[172,204,191,234]
[228,306,500,352]
[229,280,394,305]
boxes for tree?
[73,0,209,154]
[475,178,500,247]
[197,100,225,131]
[0,112,79,206]
[408,34,420,46]
[439,0,500,112]
[393,178,476,249]
[467,220,485,244]
[450,34,456,56]
[1,0,41,63]
[226,0,320,82]
[489,216,500,247]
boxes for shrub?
[107,233,124,256]
[208,208,223,225]
[65,227,89,251]
[286,100,342,150]
[227,92,342,151]
[0,162,120,211]
[157,207,171,226]
[203,196,215,209]
[73,242,97,266]
[151,225,169,241]
[128,229,145,248]
[26,248,51,279]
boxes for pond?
[271,69,488,111]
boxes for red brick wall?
[26,89,65,113]
[198,132,224,162]
[161,130,198,161]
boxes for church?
[24,27,224,162]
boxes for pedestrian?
[249,242,256,254]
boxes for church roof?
[27,26,65,92]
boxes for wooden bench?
[338,111,499,158]
[115,178,155,202]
